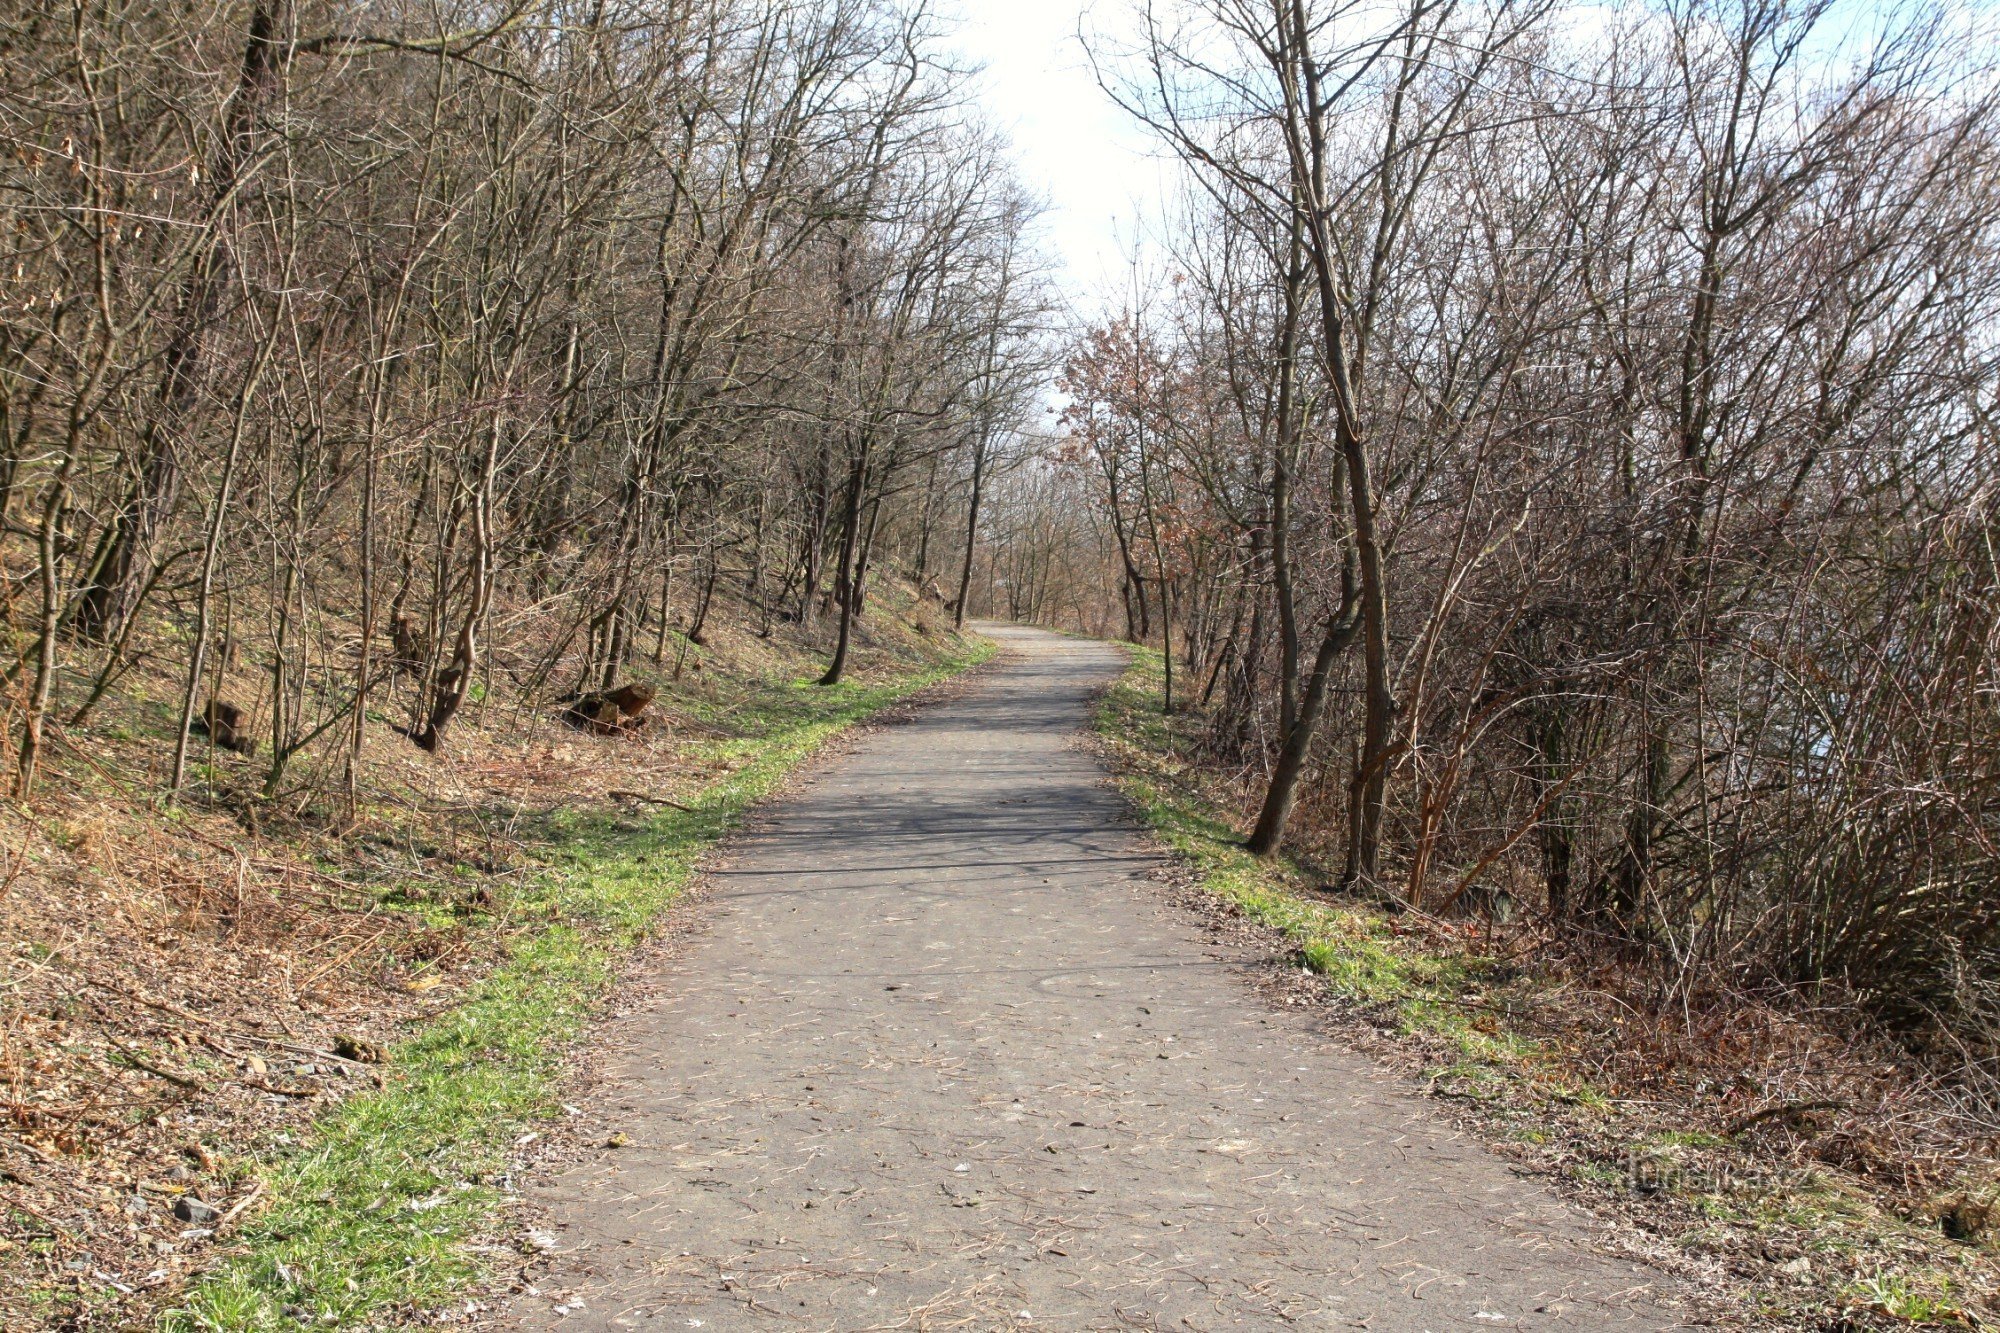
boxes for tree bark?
[1247,564,1359,856]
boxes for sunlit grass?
[1096,647,1469,1011]
[1841,1272,1970,1324]
[1095,646,1995,1326]
[165,643,993,1331]
[1091,649,1605,1103]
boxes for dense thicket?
[1020,0,2000,1094]
[0,0,1045,796]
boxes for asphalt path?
[502,624,1677,1332]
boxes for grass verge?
[1091,645,1995,1328]
[1093,647,1512,1056]
[163,643,992,1331]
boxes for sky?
[942,0,1935,311]
[944,0,1171,308]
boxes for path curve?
[502,626,1678,1331]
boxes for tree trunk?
[1247,566,1360,857]
[75,0,291,640]
[818,439,868,686]
[953,428,990,630]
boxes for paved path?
[504,626,1677,1332]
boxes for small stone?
[173,1197,220,1225]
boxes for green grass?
[163,643,992,1331]
[1095,648,1993,1327]
[1096,649,1479,1015]
[1096,648,1624,1112]
[1093,650,1607,1108]
[1104,644,1992,1320]
[1841,1272,1971,1324]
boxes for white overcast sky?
[944,0,1172,309]
[940,0,1932,315]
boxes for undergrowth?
[1094,648,1510,1053]
[1091,644,1995,1329]
[162,645,992,1331]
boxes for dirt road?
[503,625,1677,1331]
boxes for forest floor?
[495,626,1679,1331]
[0,578,985,1331]
[1092,649,1999,1330]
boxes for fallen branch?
[237,1077,316,1099]
[103,1032,206,1092]
[0,1187,74,1235]
[1727,1099,1848,1136]
[607,789,696,812]
[223,1031,382,1070]
[217,1179,267,1230]
[297,924,394,991]
[88,977,216,1028]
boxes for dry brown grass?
[0,579,960,1327]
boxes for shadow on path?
[499,625,1681,1332]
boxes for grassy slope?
[164,644,992,1331]
[1092,646,1993,1330]
[1093,648,1522,1058]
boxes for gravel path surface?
[501,625,1679,1331]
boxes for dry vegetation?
[0,577,975,1328]
[1096,650,1998,1328]
[7,0,2000,1325]
[1,0,1039,1321]
[956,0,2000,1319]
[981,0,2000,1287]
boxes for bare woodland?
[4,0,2000,1298]
[2,0,1048,796]
[993,0,2000,1111]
